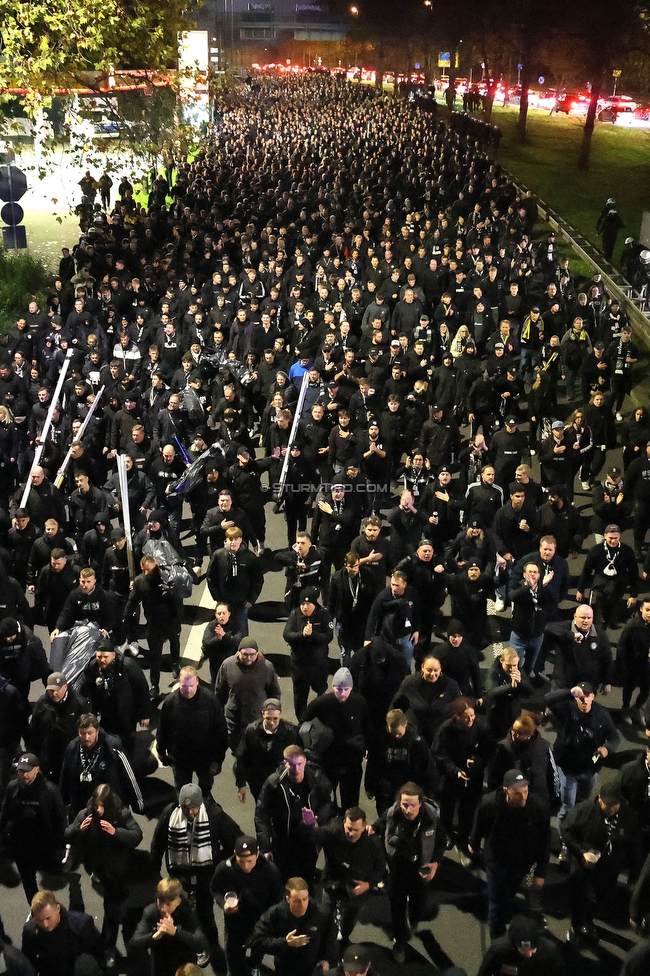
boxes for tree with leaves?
[0,0,196,108]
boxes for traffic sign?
[0,165,28,202]
[1,202,24,225]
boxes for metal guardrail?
[505,172,650,349]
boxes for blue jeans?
[396,634,416,668]
[558,766,598,828]
[234,605,250,637]
[509,630,545,675]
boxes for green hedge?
[0,249,50,332]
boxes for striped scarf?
[167,804,213,869]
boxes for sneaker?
[125,642,142,659]
[493,597,506,613]
[616,412,624,422]
[392,942,406,963]
[557,843,569,862]
[105,950,116,969]
[634,708,647,729]
[171,664,180,680]
[635,546,644,561]
[458,850,472,868]
[149,685,160,700]
[196,951,210,968]
[529,448,536,456]
[581,481,591,491]
[621,708,634,726]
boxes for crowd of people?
[0,72,650,976]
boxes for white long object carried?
[116,453,136,582]
[277,370,309,500]
[54,385,106,490]
[20,349,74,508]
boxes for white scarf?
[167,804,213,868]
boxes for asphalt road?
[2,455,648,976]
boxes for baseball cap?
[604,523,621,534]
[390,339,400,347]
[551,420,564,430]
[468,516,483,529]
[607,467,622,479]
[262,698,281,711]
[505,416,518,427]
[343,946,371,974]
[594,341,605,350]
[110,527,126,542]
[179,784,202,807]
[16,753,40,771]
[503,769,529,789]
[234,835,259,856]
[576,680,594,696]
[508,915,541,951]
[46,672,67,691]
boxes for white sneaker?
[581,481,591,491]
[530,449,537,456]
[493,597,506,613]
[616,412,624,422]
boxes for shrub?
[0,248,49,332]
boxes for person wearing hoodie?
[80,512,112,574]
[350,638,410,732]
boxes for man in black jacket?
[156,666,228,796]
[236,699,301,803]
[320,806,386,944]
[52,568,114,640]
[477,914,566,976]
[151,783,242,966]
[327,553,376,667]
[301,667,372,810]
[544,683,620,857]
[545,605,613,692]
[618,598,650,728]
[364,571,420,668]
[206,527,264,636]
[282,587,334,720]
[620,746,650,858]
[34,550,78,635]
[576,524,639,629]
[59,713,143,816]
[469,769,550,937]
[26,673,84,784]
[0,753,66,905]
[124,554,182,694]
[212,835,284,976]
[372,781,447,961]
[563,779,641,943]
[22,890,103,976]
[0,617,50,703]
[128,877,209,976]
[247,877,337,976]
[77,639,150,756]
[254,744,334,884]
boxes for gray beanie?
[332,667,353,689]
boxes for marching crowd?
[0,72,650,976]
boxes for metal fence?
[506,173,650,349]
